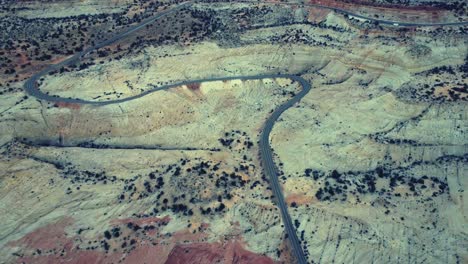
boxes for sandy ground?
[0,1,466,263]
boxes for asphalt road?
[249,0,468,27]
[315,4,468,27]
[23,1,193,104]
[22,2,467,264]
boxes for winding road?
[22,2,467,264]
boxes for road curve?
[22,2,466,264]
[23,1,194,105]
[23,2,310,263]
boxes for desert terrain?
[0,0,466,263]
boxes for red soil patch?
[54,102,81,110]
[166,240,277,264]
[8,217,74,251]
[178,82,205,101]
[123,243,173,264]
[8,215,273,264]
[7,217,121,264]
[286,193,314,206]
[166,242,223,264]
[41,54,72,66]
[17,250,111,264]
[0,48,70,85]
[115,220,217,264]
[122,238,173,264]
[186,83,201,91]
[307,6,331,23]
